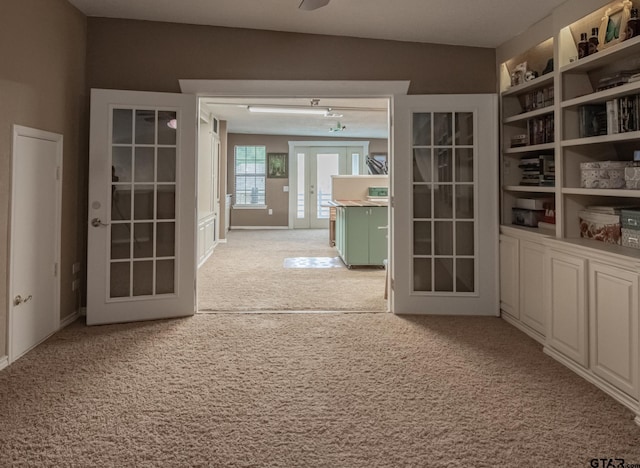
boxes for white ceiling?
[67,0,569,48]
[203,98,389,139]
[68,0,570,138]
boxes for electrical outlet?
[283,186,289,192]
[72,279,80,291]
[268,209,273,215]
[72,262,81,274]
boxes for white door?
[392,94,499,315]
[87,89,197,325]
[293,146,347,229]
[9,126,62,361]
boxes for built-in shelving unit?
[498,0,640,425]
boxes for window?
[234,145,266,206]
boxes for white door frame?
[8,125,62,363]
[181,80,409,313]
[288,140,370,229]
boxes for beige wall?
[0,0,87,357]
[86,19,496,95]
[227,133,388,227]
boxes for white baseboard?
[218,238,228,243]
[230,226,289,230]
[60,309,82,329]
[501,312,545,345]
[544,346,640,418]
[0,356,8,371]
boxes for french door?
[292,147,348,229]
[392,94,499,315]
[87,89,197,325]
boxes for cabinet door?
[344,207,370,266]
[499,235,519,318]
[519,240,546,335]
[589,262,639,398]
[368,207,388,265]
[546,251,588,367]
[335,207,345,257]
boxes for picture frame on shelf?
[267,153,288,178]
[598,0,632,49]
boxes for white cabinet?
[499,229,548,342]
[589,262,639,398]
[545,248,588,367]
[499,234,519,317]
[519,240,546,334]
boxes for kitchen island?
[328,200,388,268]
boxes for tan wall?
[227,133,387,227]
[0,0,87,357]
[86,19,496,95]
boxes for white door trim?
[181,80,405,313]
[8,125,63,364]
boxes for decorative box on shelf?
[621,209,640,248]
[580,161,632,189]
[578,209,621,244]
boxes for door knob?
[14,294,32,306]
[91,217,109,227]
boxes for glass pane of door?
[297,153,305,219]
[411,111,476,294]
[109,107,177,299]
[316,152,339,220]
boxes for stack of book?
[523,85,554,112]
[596,71,640,91]
[578,104,608,138]
[527,115,554,145]
[518,154,555,187]
[606,95,640,134]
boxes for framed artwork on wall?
[267,153,288,178]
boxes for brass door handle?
[14,294,32,306]
[91,217,109,227]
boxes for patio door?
[87,89,197,325]
[292,146,347,228]
[391,94,499,315]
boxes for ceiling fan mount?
[298,0,330,11]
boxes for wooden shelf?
[500,223,555,238]
[503,185,556,193]
[562,187,640,198]
[560,35,640,74]
[504,106,554,124]
[561,131,640,147]
[504,142,555,154]
[561,80,640,109]
[502,73,554,97]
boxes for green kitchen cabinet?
[335,206,387,268]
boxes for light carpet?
[198,229,387,312]
[1,313,639,467]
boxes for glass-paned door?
[293,147,347,229]
[392,94,498,315]
[87,90,197,325]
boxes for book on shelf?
[527,115,554,145]
[522,85,554,113]
[599,94,640,135]
[517,153,555,187]
[579,104,607,138]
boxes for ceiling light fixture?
[329,122,346,132]
[247,106,329,115]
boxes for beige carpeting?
[198,229,387,312]
[1,313,640,467]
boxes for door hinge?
[56,166,61,180]
[390,278,394,290]
[54,263,58,277]
[390,196,394,208]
